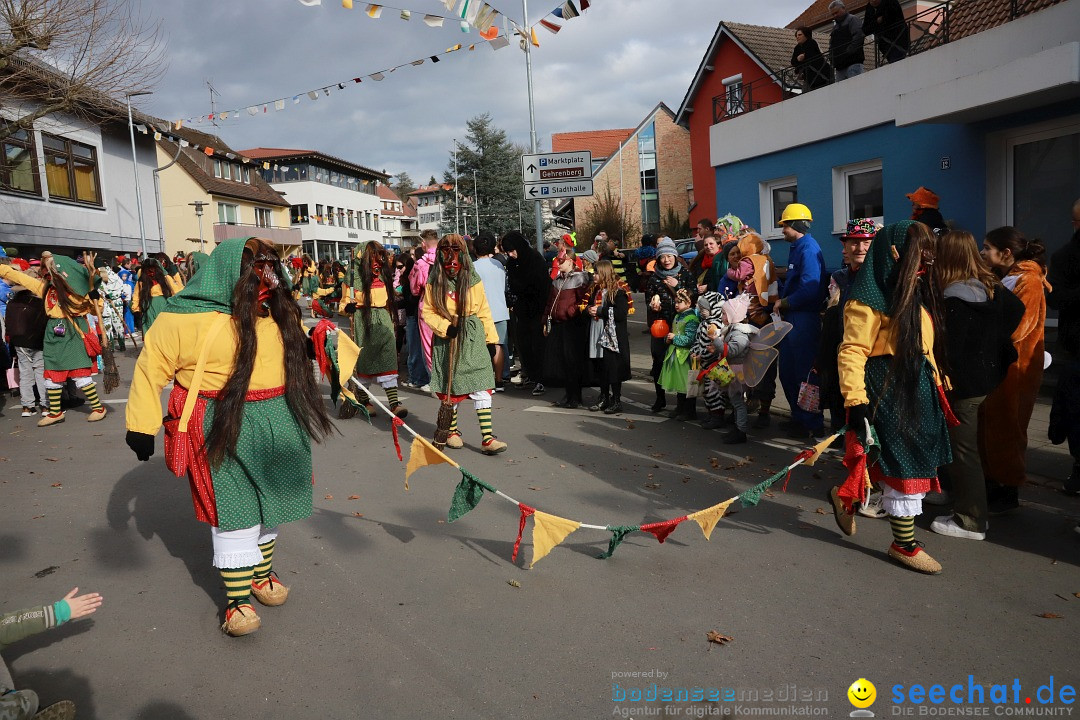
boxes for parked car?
[675,238,698,262]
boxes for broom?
[93,301,120,393]
[433,333,458,449]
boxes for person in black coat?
[862,0,909,64]
[1049,199,1080,496]
[500,230,551,392]
[791,26,832,91]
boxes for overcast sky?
[139,0,810,186]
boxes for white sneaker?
[21,407,35,418]
[857,491,887,519]
[930,515,985,541]
[418,384,431,393]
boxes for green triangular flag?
[739,469,785,508]
[448,469,494,522]
[596,525,638,559]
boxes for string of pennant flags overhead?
[160,0,593,130]
[310,323,848,569]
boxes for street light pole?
[126,91,153,257]
[472,169,480,234]
[522,0,544,252]
[453,140,461,235]
[188,201,208,252]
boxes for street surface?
[2,300,1078,719]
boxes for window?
[347,210,355,228]
[217,202,238,225]
[42,133,100,205]
[213,159,222,178]
[290,204,309,224]
[832,160,883,232]
[337,208,345,226]
[1,129,40,195]
[374,214,379,232]
[255,207,273,228]
[759,176,798,239]
[723,74,746,117]
[316,204,325,224]
[242,167,250,184]
[327,206,335,226]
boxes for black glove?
[446,323,459,339]
[292,282,301,292]
[305,336,316,359]
[344,303,357,315]
[88,289,101,301]
[126,431,155,461]
[846,404,869,432]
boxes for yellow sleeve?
[0,265,45,297]
[422,285,451,337]
[125,313,182,435]
[313,286,335,298]
[131,283,143,312]
[837,299,881,407]
[166,275,184,293]
[337,285,353,313]
[473,281,498,344]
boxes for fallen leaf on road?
[1037,612,1063,619]
[44,457,58,462]
[352,512,363,517]
[706,631,733,645]
[764,490,775,498]
[50,483,62,488]
[0,457,7,461]
[815,508,827,515]
[645,483,661,490]
[34,566,59,578]
[507,579,521,588]
[528,486,545,491]
[324,495,333,500]
[709,458,720,468]
[626,420,635,430]
[1074,593,1080,599]
[348,495,360,500]
[650,452,665,459]
[32,515,44,519]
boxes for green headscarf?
[846,220,917,315]
[50,255,92,296]
[343,241,372,289]
[161,238,248,315]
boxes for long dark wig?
[137,259,174,305]
[428,234,473,344]
[39,253,90,320]
[206,241,335,466]
[884,222,949,428]
[355,241,396,332]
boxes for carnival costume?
[132,260,182,334]
[339,242,406,418]
[0,254,107,427]
[125,238,334,635]
[422,235,505,454]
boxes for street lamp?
[189,201,209,251]
[126,91,153,257]
[472,169,480,235]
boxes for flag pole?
[522,0,544,253]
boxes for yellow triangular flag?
[342,0,353,7]
[529,511,581,568]
[804,432,842,466]
[404,437,451,489]
[530,27,539,47]
[336,331,361,405]
[687,498,735,541]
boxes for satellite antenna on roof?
[206,79,220,127]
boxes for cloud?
[137,0,809,183]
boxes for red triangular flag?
[640,517,687,544]
[512,503,536,563]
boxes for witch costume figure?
[338,241,407,419]
[0,252,108,427]
[125,238,335,636]
[422,234,506,455]
[832,220,955,574]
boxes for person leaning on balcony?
[791,26,832,91]
[828,0,865,81]
[862,0,910,64]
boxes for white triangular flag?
[423,14,444,26]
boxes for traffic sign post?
[522,151,594,202]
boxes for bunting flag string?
[342,363,844,569]
[335,0,518,36]
[531,0,591,37]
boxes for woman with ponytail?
[125,238,335,636]
[831,221,954,574]
[0,252,108,427]
[132,258,182,334]
[423,234,506,454]
[338,241,406,419]
[979,227,1050,514]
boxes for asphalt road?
[2,307,1078,720]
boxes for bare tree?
[0,0,166,141]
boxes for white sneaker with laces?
[21,407,35,418]
[419,384,431,393]
[930,515,985,541]
[857,491,887,519]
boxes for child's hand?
[63,588,103,620]
[665,332,675,342]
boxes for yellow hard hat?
[778,203,813,226]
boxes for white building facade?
[409,184,450,234]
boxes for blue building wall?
[713,122,985,270]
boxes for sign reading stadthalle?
[522,151,594,199]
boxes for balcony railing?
[711,0,1056,124]
[212,222,302,247]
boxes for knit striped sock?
[253,539,275,580]
[47,387,63,416]
[82,382,103,411]
[386,386,400,407]
[477,407,493,442]
[449,408,459,435]
[221,566,255,606]
[889,515,917,549]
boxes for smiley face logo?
[847,678,876,709]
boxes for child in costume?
[1,587,102,720]
[658,289,700,420]
[709,294,758,444]
[692,291,732,429]
[338,241,407,419]
[543,250,592,408]
[125,238,335,636]
[585,259,633,414]
[831,221,954,574]
[131,258,182,335]
[422,234,506,455]
[94,260,130,351]
[0,252,107,427]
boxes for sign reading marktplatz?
[522,151,594,200]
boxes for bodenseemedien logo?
[848,678,877,717]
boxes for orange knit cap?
[905,186,939,209]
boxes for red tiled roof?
[239,147,317,159]
[787,0,871,30]
[948,0,1064,42]
[409,184,452,195]
[158,130,290,207]
[377,183,406,216]
[551,129,635,160]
